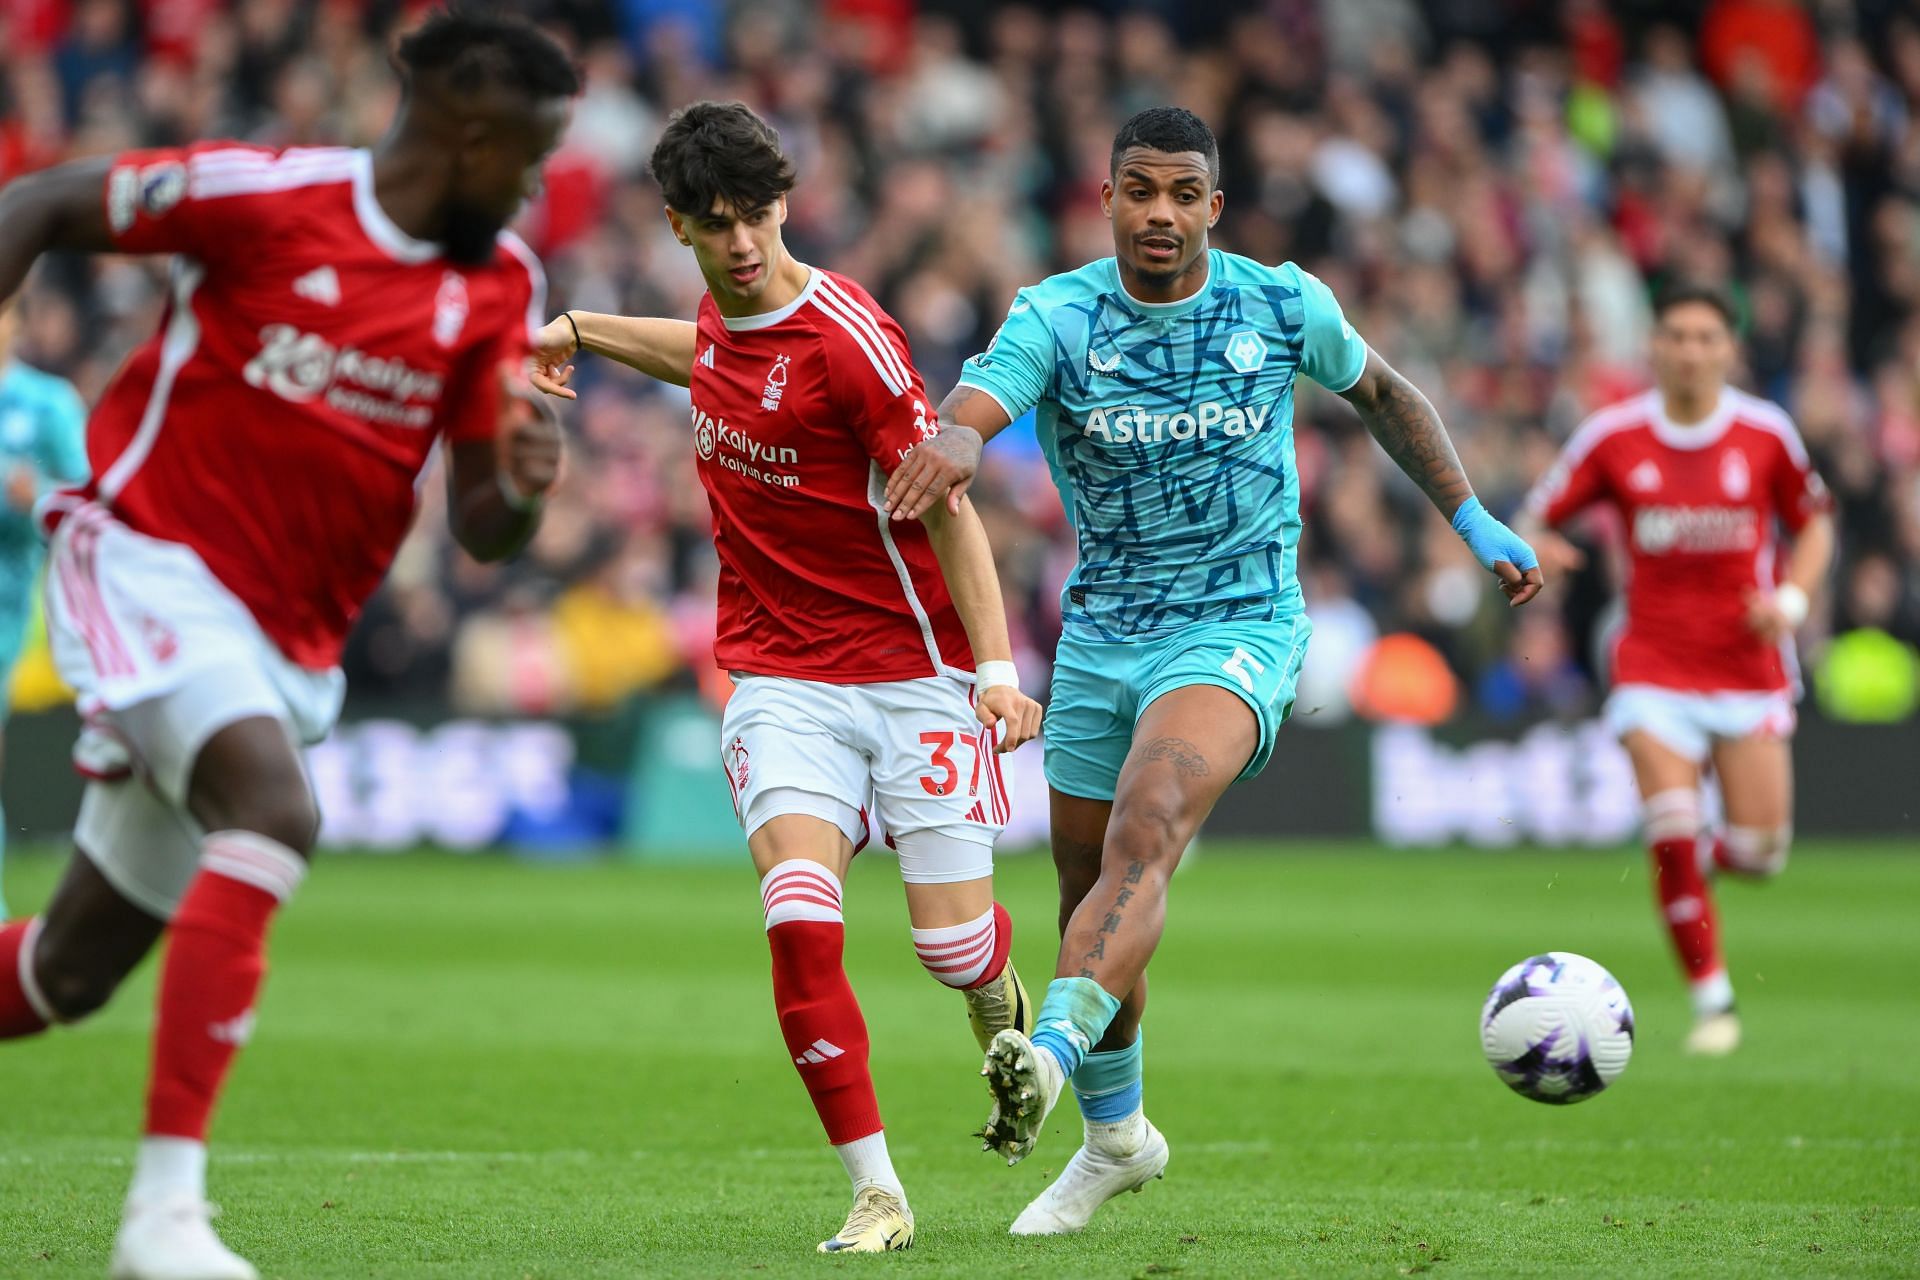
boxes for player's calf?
[0,854,167,1037]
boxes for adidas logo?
[293,265,340,307]
[699,344,716,369]
[208,1009,257,1046]
[794,1038,845,1066]
[1628,459,1662,492]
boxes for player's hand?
[528,315,580,401]
[1743,588,1798,641]
[977,684,1042,753]
[500,368,564,503]
[4,466,36,514]
[884,425,982,521]
[1451,496,1545,608]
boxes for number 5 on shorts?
[1221,646,1266,694]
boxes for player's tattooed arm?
[1338,348,1475,518]
[0,157,116,302]
[882,385,1013,521]
[529,313,698,398]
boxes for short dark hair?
[1653,280,1739,331]
[650,101,798,217]
[1110,106,1220,186]
[395,7,581,101]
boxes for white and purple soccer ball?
[1480,952,1634,1104]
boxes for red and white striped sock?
[911,901,1012,990]
[1644,789,1731,1015]
[0,918,56,1039]
[760,860,882,1145]
[144,832,305,1146]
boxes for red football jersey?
[1525,388,1830,693]
[689,267,975,682]
[71,143,543,669]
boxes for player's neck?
[1660,385,1723,427]
[367,143,450,246]
[712,250,811,321]
[1116,249,1211,307]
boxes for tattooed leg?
[1051,789,1143,1050]
[1053,685,1257,998]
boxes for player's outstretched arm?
[445,378,563,562]
[1340,348,1544,608]
[528,311,698,397]
[883,385,1015,522]
[920,496,1042,752]
[0,157,116,302]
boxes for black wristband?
[563,310,582,353]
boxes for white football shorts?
[43,501,344,918]
[719,672,1008,884]
[1605,682,1796,764]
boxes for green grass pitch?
[2,841,1916,1278]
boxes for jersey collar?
[350,150,443,265]
[1113,251,1215,318]
[1651,386,1735,450]
[720,265,821,331]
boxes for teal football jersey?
[958,250,1367,642]
[0,358,88,563]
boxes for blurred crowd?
[4,0,1919,726]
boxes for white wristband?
[1774,583,1810,628]
[497,470,544,512]
[975,660,1020,693]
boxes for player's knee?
[209,791,321,857]
[1724,824,1791,878]
[1643,789,1700,844]
[1105,788,1191,868]
[30,937,125,1023]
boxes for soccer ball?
[1480,952,1634,1104]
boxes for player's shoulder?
[1724,388,1810,460]
[173,142,361,201]
[1564,389,1661,462]
[797,268,919,395]
[1218,251,1306,290]
[1020,258,1119,310]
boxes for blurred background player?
[0,11,575,1278]
[1521,283,1834,1057]
[529,100,1044,1255]
[0,294,88,918]
[882,106,1541,1232]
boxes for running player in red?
[1522,283,1835,1056]
[529,101,1044,1255]
[0,13,577,1277]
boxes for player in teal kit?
[884,107,1544,1233]
[0,296,89,916]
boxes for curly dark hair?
[649,101,798,217]
[395,7,581,101]
[1111,106,1220,186]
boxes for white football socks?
[1085,1107,1148,1159]
[834,1131,906,1202]
[1690,970,1735,1018]
[128,1136,206,1203]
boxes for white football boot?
[109,1194,257,1280]
[979,1028,1066,1165]
[1684,1010,1741,1056]
[817,1186,914,1254]
[1010,1119,1169,1235]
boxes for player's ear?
[1208,189,1224,227]
[774,194,789,226]
[665,207,690,246]
[1100,180,1114,220]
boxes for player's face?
[1650,302,1736,402]
[443,96,571,265]
[671,197,788,309]
[1102,147,1223,293]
